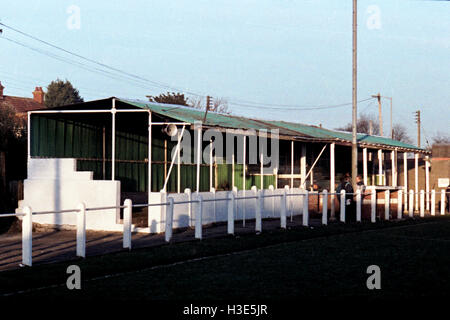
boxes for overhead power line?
[0,22,375,113]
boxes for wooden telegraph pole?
[415,110,421,147]
[351,0,358,189]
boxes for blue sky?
[0,0,449,145]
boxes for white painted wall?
[17,158,122,231]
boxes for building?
[0,82,46,117]
[17,97,432,232]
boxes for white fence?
[0,187,448,267]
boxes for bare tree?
[431,131,450,145]
[188,96,231,114]
[336,113,412,143]
[336,113,380,135]
[392,124,412,144]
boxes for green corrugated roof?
[118,98,426,153]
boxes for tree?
[392,124,412,144]
[0,104,25,150]
[336,113,412,143]
[336,113,380,135]
[147,92,188,106]
[431,131,450,145]
[188,96,231,114]
[44,79,83,108]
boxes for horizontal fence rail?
[0,186,448,267]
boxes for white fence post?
[76,202,86,258]
[322,190,328,225]
[303,190,309,226]
[255,190,262,232]
[431,189,436,216]
[269,185,275,217]
[123,199,132,250]
[356,189,361,222]
[185,188,193,227]
[251,185,258,223]
[281,189,287,229]
[420,190,425,217]
[228,191,235,235]
[371,189,376,223]
[210,187,217,222]
[165,197,174,242]
[340,190,346,223]
[397,190,403,220]
[22,206,32,267]
[232,186,238,218]
[409,190,414,217]
[384,190,390,220]
[441,189,446,215]
[195,196,203,239]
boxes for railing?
[0,187,448,267]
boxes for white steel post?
[147,111,152,205]
[363,148,368,186]
[260,152,264,190]
[384,190,390,220]
[301,144,306,188]
[431,189,435,216]
[242,135,246,225]
[165,197,174,242]
[281,190,287,229]
[111,101,116,181]
[209,139,213,192]
[409,189,414,217]
[123,199,132,249]
[195,196,203,239]
[425,157,430,211]
[330,143,336,219]
[397,190,403,220]
[415,153,419,211]
[228,191,235,235]
[420,190,425,217]
[322,190,328,225]
[371,189,376,223]
[291,140,294,188]
[356,189,361,222]
[255,190,262,232]
[177,133,182,193]
[22,206,33,266]
[403,152,408,212]
[185,188,193,227]
[340,189,346,223]
[303,190,309,226]
[391,150,397,187]
[76,202,86,258]
[196,123,202,193]
[210,187,217,222]
[378,149,383,186]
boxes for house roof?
[42,97,430,154]
[0,95,46,114]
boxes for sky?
[0,0,449,146]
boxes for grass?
[1,216,450,301]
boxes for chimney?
[0,81,4,99]
[32,87,44,104]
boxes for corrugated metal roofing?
[118,98,427,153]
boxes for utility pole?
[388,97,393,139]
[202,95,211,123]
[371,93,383,136]
[351,0,358,189]
[415,110,421,148]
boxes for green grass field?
[1,217,450,302]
